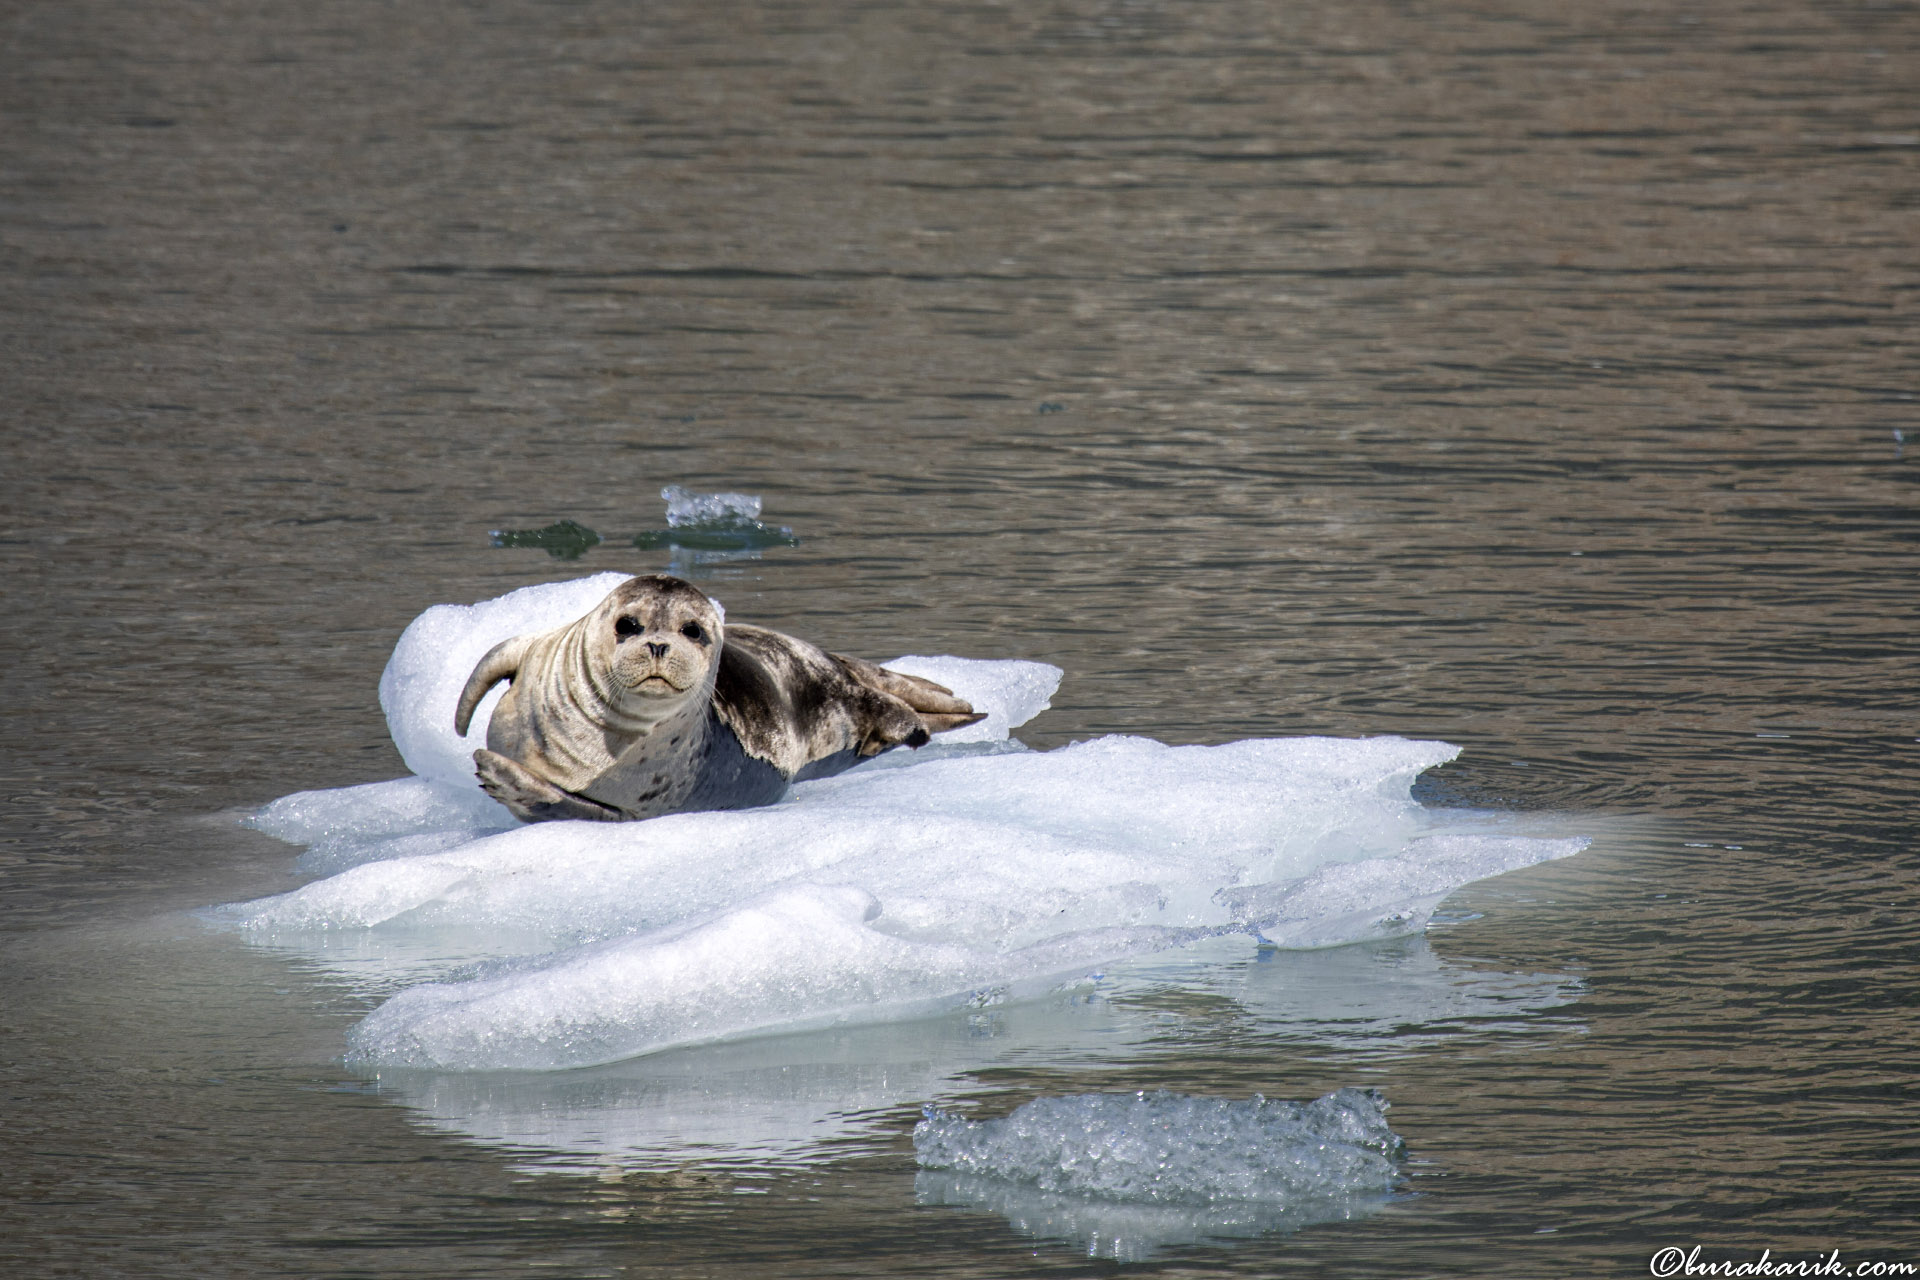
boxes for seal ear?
[455,635,531,736]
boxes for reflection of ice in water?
[663,543,762,581]
[914,1086,1404,1262]
[914,1171,1392,1263]
[374,1020,979,1175]
[350,937,1577,1176]
[212,576,1589,1179]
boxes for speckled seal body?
[454,574,982,823]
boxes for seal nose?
[646,641,670,658]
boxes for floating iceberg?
[215,575,1586,1075]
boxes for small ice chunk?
[637,487,796,552]
[662,485,761,527]
[914,1087,1403,1207]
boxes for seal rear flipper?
[474,748,625,824]
[917,709,989,733]
[832,655,976,715]
[831,654,986,738]
[455,634,533,736]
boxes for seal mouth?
[629,672,690,694]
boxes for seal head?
[456,575,722,801]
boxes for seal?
[453,574,985,823]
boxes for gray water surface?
[4,0,1918,1275]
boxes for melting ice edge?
[212,572,1587,1073]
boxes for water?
[4,0,1917,1274]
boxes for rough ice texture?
[661,484,759,526]
[912,1087,1405,1260]
[246,776,518,875]
[219,579,1587,1073]
[915,1087,1402,1205]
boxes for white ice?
[218,575,1587,1078]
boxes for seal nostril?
[646,641,670,658]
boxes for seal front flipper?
[474,748,624,823]
[455,634,534,736]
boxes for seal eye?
[614,616,642,639]
[680,621,707,644]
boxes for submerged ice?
[914,1087,1404,1261]
[219,576,1586,1073]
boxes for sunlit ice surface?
[206,576,1588,1172]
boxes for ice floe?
[216,575,1587,1079]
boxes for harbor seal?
[453,574,984,823]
